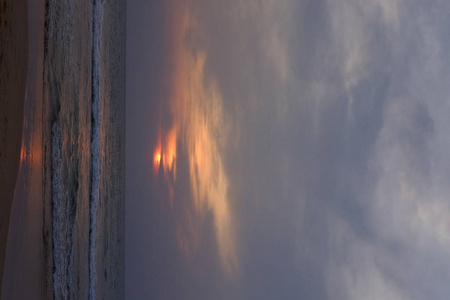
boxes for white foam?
[89,1,104,299]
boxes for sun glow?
[152,139,162,175]
[153,126,177,180]
[154,152,161,165]
[152,4,238,278]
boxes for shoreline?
[0,0,29,293]
[2,0,125,297]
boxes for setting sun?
[153,149,162,175]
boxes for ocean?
[43,0,125,298]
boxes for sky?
[126,0,450,299]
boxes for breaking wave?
[89,0,104,299]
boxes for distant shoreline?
[0,0,28,294]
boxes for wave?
[89,0,104,299]
[51,1,104,298]
[51,120,74,299]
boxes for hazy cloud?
[127,0,450,298]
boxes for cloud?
[189,0,450,298]
[325,0,400,117]
[155,4,238,277]
[127,0,450,298]
[320,1,450,299]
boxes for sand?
[0,0,28,293]
[1,0,49,298]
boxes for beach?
[1,0,124,298]
[0,0,28,294]
[1,0,48,298]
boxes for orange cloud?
[154,4,238,277]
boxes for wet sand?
[1,0,50,298]
[2,0,48,296]
[0,0,28,294]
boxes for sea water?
[44,0,125,298]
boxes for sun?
[154,152,161,165]
[152,149,162,176]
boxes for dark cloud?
[127,0,450,299]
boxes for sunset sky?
[126,0,450,299]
